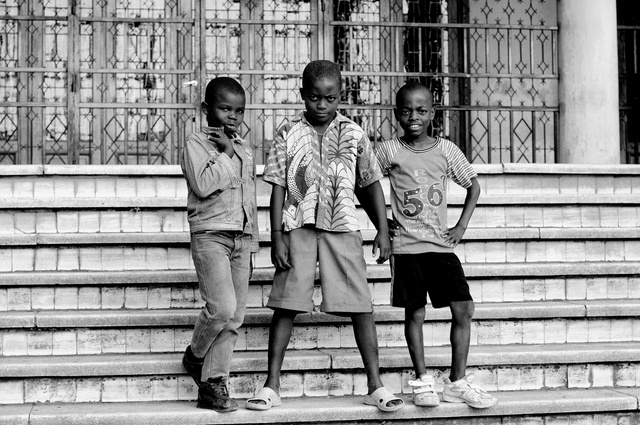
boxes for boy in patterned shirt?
[375,82,497,409]
[246,60,404,412]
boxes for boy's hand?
[387,218,399,240]
[372,230,392,264]
[208,129,234,158]
[271,234,291,270]
[443,224,466,247]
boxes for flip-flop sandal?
[245,387,282,411]
[363,387,405,412]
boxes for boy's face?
[394,88,435,140]
[202,90,246,135]
[300,78,341,127]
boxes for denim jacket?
[180,128,259,252]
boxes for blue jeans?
[190,230,251,381]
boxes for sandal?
[363,386,405,412]
[245,387,282,411]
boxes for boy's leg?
[404,306,426,377]
[248,228,316,409]
[350,312,383,392]
[263,308,297,392]
[449,300,474,381]
[351,313,404,409]
[444,300,497,408]
[316,230,403,409]
[187,232,250,412]
[189,232,247,380]
[245,308,296,409]
[200,234,251,380]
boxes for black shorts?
[391,252,473,310]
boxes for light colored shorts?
[267,227,373,314]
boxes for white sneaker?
[442,373,497,409]
[407,374,440,407]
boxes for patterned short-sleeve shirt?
[264,112,382,232]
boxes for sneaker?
[407,374,440,407]
[443,374,497,409]
[182,346,204,388]
[197,377,239,412]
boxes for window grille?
[0,0,560,165]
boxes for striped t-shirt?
[375,137,477,254]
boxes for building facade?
[0,0,636,165]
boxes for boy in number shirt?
[375,82,497,409]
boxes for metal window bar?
[1,0,562,165]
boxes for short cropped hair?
[396,81,432,105]
[204,77,245,104]
[302,60,342,90]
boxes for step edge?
[10,388,640,425]
[3,227,640,247]
[3,343,640,378]
[2,262,639,286]
[1,300,635,329]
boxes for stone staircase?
[1,164,640,425]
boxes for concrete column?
[558,0,620,164]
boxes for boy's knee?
[204,302,236,324]
[406,306,426,323]
[451,301,474,323]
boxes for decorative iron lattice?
[202,0,317,163]
[1,0,561,165]
[0,0,69,164]
[330,0,558,164]
[618,0,640,164]
[73,0,195,164]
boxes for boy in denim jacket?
[180,77,258,412]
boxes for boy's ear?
[201,102,209,115]
[299,87,305,100]
[393,108,399,120]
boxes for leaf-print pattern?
[326,136,356,171]
[321,170,350,230]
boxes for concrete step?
[2,164,640,198]
[1,263,639,321]
[2,234,640,272]
[5,192,639,208]
[2,301,639,356]
[2,165,639,236]
[2,343,640,404]
[2,204,640,237]
[2,388,639,425]
[3,227,640,246]
[2,275,639,312]
[2,260,638,287]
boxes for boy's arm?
[269,184,291,270]
[444,177,480,247]
[182,137,239,198]
[357,181,391,264]
[249,157,259,252]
